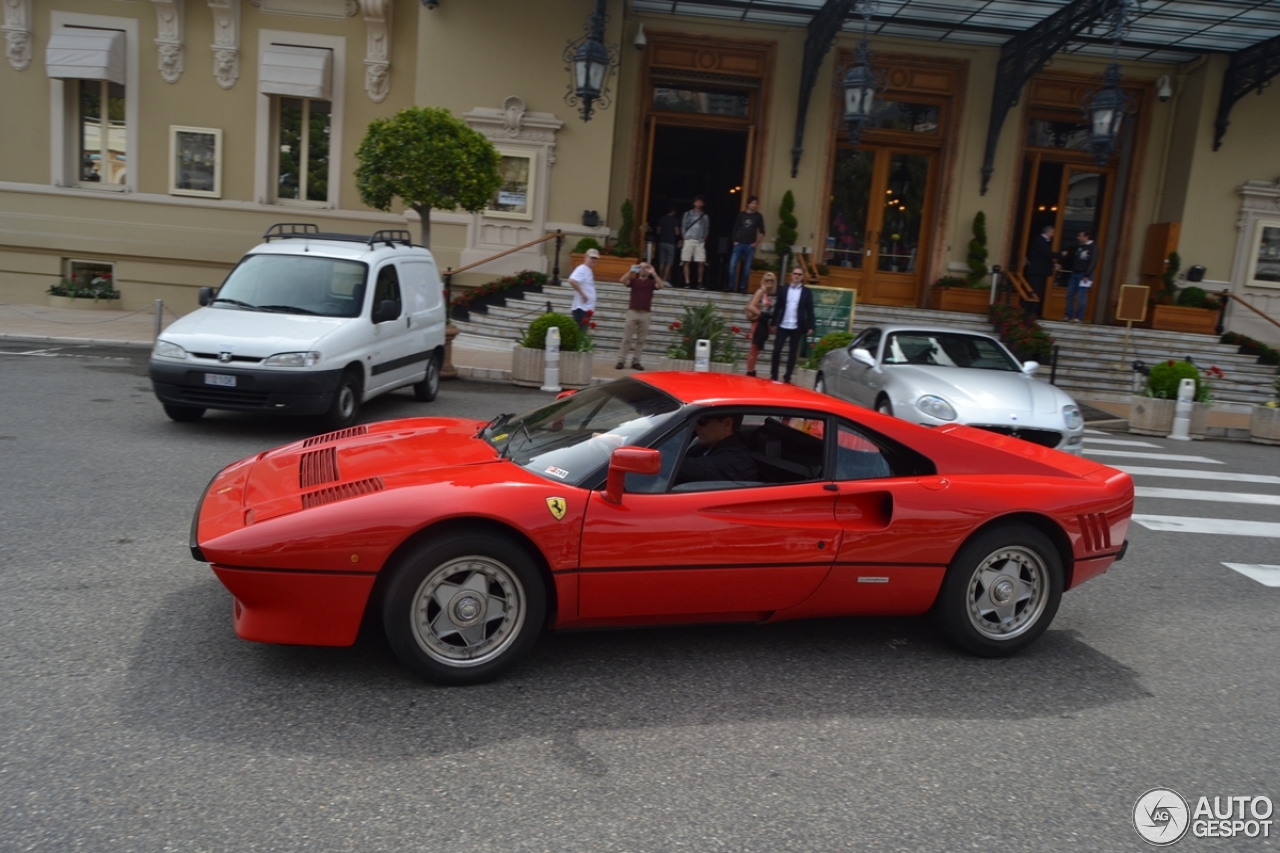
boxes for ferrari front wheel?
[383,534,545,686]
[932,524,1062,657]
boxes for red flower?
[589,321,597,329]
[670,321,681,330]
[586,309,595,317]
[730,325,741,334]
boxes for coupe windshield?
[483,379,681,486]
[882,331,1021,371]
[212,254,368,318]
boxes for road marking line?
[1135,487,1280,506]
[1115,466,1280,485]
[1084,449,1222,464]
[1084,437,1160,447]
[1084,429,1111,434]
[1221,563,1280,587]
[1133,515,1280,537]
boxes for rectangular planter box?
[1150,304,1218,335]
[930,287,992,314]
[1129,395,1210,437]
[510,346,594,388]
[48,295,121,311]
[1250,405,1280,445]
[570,253,639,283]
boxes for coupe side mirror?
[850,347,876,368]
[198,287,215,307]
[604,447,661,504]
[1021,361,1040,375]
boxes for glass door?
[826,147,934,304]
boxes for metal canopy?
[632,0,1280,65]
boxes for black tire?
[413,352,441,402]
[382,533,545,686]
[814,373,827,394]
[163,403,205,422]
[875,396,893,416]
[323,368,361,430]
[932,523,1063,657]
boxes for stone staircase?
[453,280,1277,405]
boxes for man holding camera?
[617,261,665,371]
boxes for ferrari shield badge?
[546,497,567,520]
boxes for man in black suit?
[770,267,815,384]
[1024,224,1057,318]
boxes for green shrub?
[966,211,988,287]
[1176,286,1211,308]
[933,275,968,289]
[572,237,602,255]
[666,302,741,363]
[804,331,854,370]
[522,312,579,351]
[990,304,1054,361]
[613,200,637,257]
[775,190,798,264]
[1146,359,1201,400]
[1222,331,1280,366]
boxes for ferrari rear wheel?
[814,373,827,394]
[383,534,545,686]
[932,523,1062,657]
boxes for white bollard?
[1167,376,1196,441]
[694,338,711,372]
[541,326,562,392]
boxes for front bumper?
[213,564,374,647]
[150,359,343,416]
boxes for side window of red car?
[834,421,894,480]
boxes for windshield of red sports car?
[883,331,1021,371]
[480,380,682,485]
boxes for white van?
[150,224,446,428]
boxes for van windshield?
[213,255,368,318]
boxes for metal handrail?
[447,230,564,277]
[1223,290,1280,333]
[1005,270,1040,303]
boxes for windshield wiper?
[211,297,260,310]
[478,412,514,440]
[257,305,319,315]
[500,419,534,461]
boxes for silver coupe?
[815,325,1085,455]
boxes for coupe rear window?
[883,332,1020,371]
[483,379,681,486]
[213,255,368,318]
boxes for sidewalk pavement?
[0,300,1253,435]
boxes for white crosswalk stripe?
[1100,438,1280,586]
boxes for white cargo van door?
[365,263,420,394]
[398,259,446,375]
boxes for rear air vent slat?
[302,425,369,447]
[1077,512,1112,552]
[301,477,384,509]
[299,447,340,488]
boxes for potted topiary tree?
[512,312,595,388]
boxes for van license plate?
[204,373,237,387]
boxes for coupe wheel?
[323,369,361,430]
[932,523,1062,657]
[814,373,827,394]
[163,403,205,422]
[382,534,545,685]
[413,352,441,402]
[876,396,893,416]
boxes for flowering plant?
[450,270,547,312]
[1144,359,1218,402]
[989,304,1054,361]
[48,274,119,301]
[665,302,738,363]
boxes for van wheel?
[163,403,205,422]
[413,352,441,402]
[323,369,361,430]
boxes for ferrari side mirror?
[604,447,661,504]
[850,347,876,368]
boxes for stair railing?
[442,230,564,317]
[1220,290,1280,336]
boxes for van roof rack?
[262,223,416,248]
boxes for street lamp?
[1081,0,1138,165]
[564,0,619,123]
[840,1,886,146]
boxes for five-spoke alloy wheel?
[933,523,1062,656]
[383,534,545,685]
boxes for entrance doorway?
[825,145,935,304]
[1013,156,1113,322]
[644,124,749,288]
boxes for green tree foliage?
[776,190,798,264]
[355,107,502,248]
[614,200,637,257]
[573,237,602,255]
[966,211,989,287]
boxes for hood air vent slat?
[299,447,340,488]
[301,477,384,509]
[302,425,369,447]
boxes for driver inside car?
[674,413,759,485]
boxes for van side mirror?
[604,447,661,504]
[372,300,400,324]
[198,287,215,307]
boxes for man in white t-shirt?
[568,248,598,332]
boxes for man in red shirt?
[617,261,664,370]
